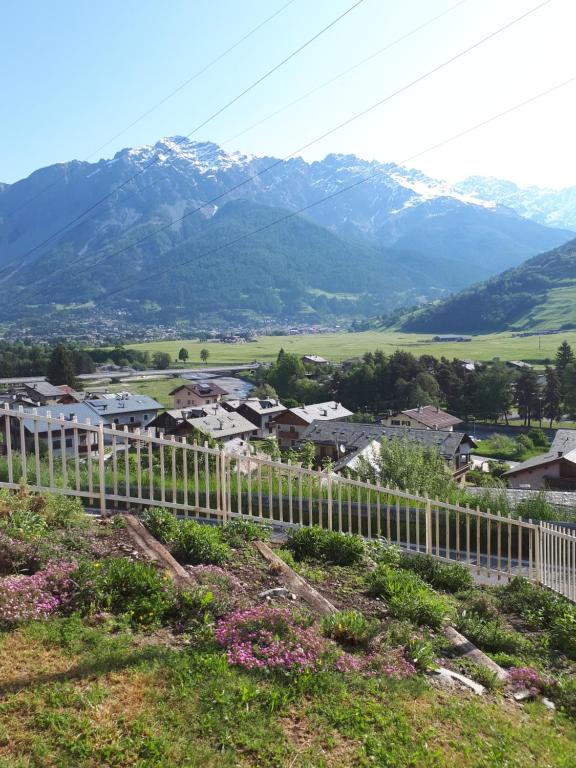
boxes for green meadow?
[127,329,576,366]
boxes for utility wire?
[4,0,297,219]
[12,0,366,265]
[22,0,553,296]
[7,0,470,278]
[98,76,574,304]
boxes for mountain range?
[400,237,576,334]
[0,137,572,327]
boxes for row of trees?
[251,342,576,426]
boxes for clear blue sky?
[1,0,574,187]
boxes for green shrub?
[455,614,528,654]
[275,548,296,568]
[74,558,174,629]
[464,592,500,621]
[322,531,365,566]
[554,675,576,718]
[515,491,556,522]
[399,553,473,593]
[0,508,47,541]
[488,651,532,669]
[384,621,437,672]
[286,526,364,565]
[221,519,272,546]
[41,494,87,529]
[367,564,450,629]
[365,541,401,567]
[286,526,325,561]
[498,577,576,658]
[320,610,376,646]
[172,521,230,565]
[454,659,502,691]
[142,507,179,544]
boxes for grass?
[125,329,576,366]
[0,617,574,767]
[89,377,189,408]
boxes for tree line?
[251,342,576,426]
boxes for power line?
[11,0,366,265]
[23,0,553,296]
[4,0,297,219]
[8,0,470,278]
[97,76,575,305]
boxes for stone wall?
[467,486,576,518]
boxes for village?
[2,348,575,501]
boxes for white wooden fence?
[1,405,575,602]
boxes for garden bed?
[0,490,574,766]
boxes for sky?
[1,0,575,188]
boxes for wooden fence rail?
[1,405,574,601]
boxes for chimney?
[558,451,563,457]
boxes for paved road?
[77,363,262,382]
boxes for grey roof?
[239,398,286,416]
[289,401,352,424]
[299,421,475,460]
[302,355,329,363]
[20,403,104,433]
[86,394,162,416]
[182,411,257,439]
[504,448,576,476]
[24,381,63,398]
[551,429,576,454]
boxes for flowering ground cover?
[0,494,574,766]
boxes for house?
[148,407,212,434]
[222,398,286,438]
[381,405,462,431]
[301,354,330,366]
[171,408,257,444]
[433,335,472,342]
[170,382,227,408]
[507,360,533,371]
[55,385,82,404]
[272,401,353,449]
[503,429,576,490]
[297,420,476,477]
[85,392,161,430]
[1,403,103,456]
[23,381,66,405]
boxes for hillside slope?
[401,238,576,333]
[0,137,572,325]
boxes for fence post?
[97,422,106,516]
[534,522,542,584]
[425,495,432,555]
[220,448,228,523]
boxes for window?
[144,415,148,421]
[53,439,61,449]
[130,416,135,423]
[65,438,73,448]
[114,418,119,425]
[391,419,401,426]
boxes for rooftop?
[24,381,64,398]
[299,420,475,461]
[288,401,353,424]
[398,405,462,430]
[86,393,162,415]
[182,410,257,439]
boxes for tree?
[46,345,77,388]
[200,348,210,365]
[555,341,574,376]
[515,368,540,426]
[178,347,189,363]
[561,360,576,417]
[355,437,455,499]
[251,383,278,399]
[543,366,562,427]
[299,441,316,469]
[152,351,171,370]
[472,364,514,423]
